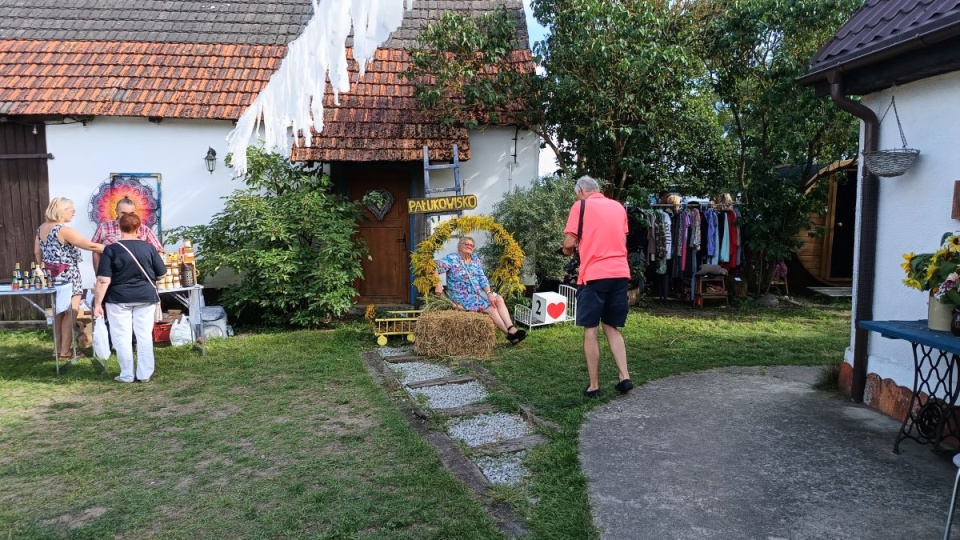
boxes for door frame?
[332,161,423,305]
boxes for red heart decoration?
[547,302,566,319]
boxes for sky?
[522,0,550,49]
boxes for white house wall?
[852,69,960,387]
[45,120,539,291]
[429,126,540,258]
[46,117,238,289]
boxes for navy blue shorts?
[575,278,629,328]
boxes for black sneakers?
[615,379,634,394]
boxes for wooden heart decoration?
[547,302,566,319]
[364,189,395,221]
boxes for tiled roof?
[807,0,960,76]
[292,47,535,162]
[0,40,285,119]
[0,0,531,160]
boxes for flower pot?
[929,297,953,332]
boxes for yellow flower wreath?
[411,215,525,298]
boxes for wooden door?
[348,168,411,304]
[828,171,857,280]
[0,123,50,321]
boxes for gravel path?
[377,348,533,487]
[386,361,456,385]
[408,381,489,409]
[448,413,533,447]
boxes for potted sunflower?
[902,232,960,332]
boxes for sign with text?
[408,195,478,214]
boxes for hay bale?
[414,311,497,358]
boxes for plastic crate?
[153,322,172,343]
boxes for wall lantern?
[204,147,217,174]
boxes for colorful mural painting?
[87,173,161,234]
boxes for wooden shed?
[790,159,857,287]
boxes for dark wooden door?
[348,168,411,304]
[828,170,857,280]
[0,122,50,321]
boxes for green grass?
[0,299,851,539]
[0,326,502,539]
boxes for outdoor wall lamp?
[204,147,217,174]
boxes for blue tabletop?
[859,320,960,356]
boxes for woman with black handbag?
[92,213,167,383]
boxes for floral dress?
[436,253,491,312]
[38,224,83,295]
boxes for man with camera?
[562,175,632,398]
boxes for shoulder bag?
[113,241,163,322]
[564,200,586,280]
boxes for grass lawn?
[0,298,850,539]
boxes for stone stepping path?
[364,344,551,537]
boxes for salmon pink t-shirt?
[564,193,629,285]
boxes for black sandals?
[507,326,527,345]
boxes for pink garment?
[564,193,630,285]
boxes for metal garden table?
[859,319,960,453]
[158,285,205,355]
[0,284,75,374]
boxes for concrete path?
[580,366,958,539]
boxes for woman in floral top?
[435,236,527,344]
[34,197,104,360]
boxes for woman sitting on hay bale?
[434,236,527,345]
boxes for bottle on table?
[11,269,19,290]
[14,262,22,282]
[41,262,51,285]
[180,261,196,287]
[33,270,43,290]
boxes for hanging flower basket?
[862,148,920,177]
[863,95,920,177]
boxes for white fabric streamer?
[226,0,413,175]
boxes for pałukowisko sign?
[407,195,478,214]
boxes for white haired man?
[562,175,632,398]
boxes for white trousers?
[105,302,157,382]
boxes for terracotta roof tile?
[0,39,285,119]
[291,47,533,162]
[0,1,533,160]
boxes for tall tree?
[696,0,860,291]
[405,1,732,199]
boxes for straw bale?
[415,310,497,358]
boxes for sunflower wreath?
[412,215,525,298]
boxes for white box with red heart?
[531,291,567,324]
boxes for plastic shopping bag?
[169,315,194,347]
[93,317,111,360]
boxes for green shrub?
[478,175,576,288]
[167,147,367,326]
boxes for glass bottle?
[11,270,19,290]
[14,262,22,282]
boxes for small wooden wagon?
[372,310,422,346]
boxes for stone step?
[407,375,476,389]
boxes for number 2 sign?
[532,292,567,324]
